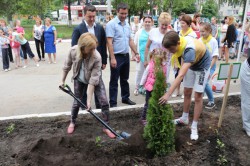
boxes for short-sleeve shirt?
[138,29,149,62]
[199,37,219,59]
[106,16,131,54]
[183,36,211,71]
[148,28,165,52]
[34,24,44,40]
[45,26,56,31]
[211,24,218,37]
[13,32,27,45]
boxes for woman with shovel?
[61,33,114,138]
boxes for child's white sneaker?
[190,127,199,140]
[36,63,40,67]
[174,118,189,125]
[23,65,27,69]
[134,89,139,96]
[4,69,8,72]
[8,68,11,71]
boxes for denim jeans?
[141,90,152,120]
[204,64,216,103]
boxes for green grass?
[23,24,76,40]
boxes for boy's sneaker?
[190,127,199,140]
[36,63,40,67]
[4,69,8,72]
[23,65,27,69]
[205,102,216,109]
[8,68,11,71]
[174,118,189,125]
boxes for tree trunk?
[68,0,72,27]
[57,10,60,20]
[7,13,13,27]
[128,10,131,24]
[149,0,153,15]
[167,0,173,15]
[242,0,246,22]
[140,9,144,20]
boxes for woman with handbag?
[33,18,45,61]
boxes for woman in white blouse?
[32,18,45,61]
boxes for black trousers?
[109,53,130,107]
[34,38,44,60]
[21,42,35,59]
[2,48,9,70]
[7,44,13,62]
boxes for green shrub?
[143,57,175,156]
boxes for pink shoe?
[103,128,116,139]
[67,123,75,134]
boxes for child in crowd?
[199,22,219,109]
[0,29,10,72]
[235,23,242,57]
[8,28,21,68]
[139,48,169,125]
[172,14,197,98]
[159,31,211,140]
[5,28,39,68]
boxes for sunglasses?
[144,15,152,19]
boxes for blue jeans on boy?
[205,64,216,103]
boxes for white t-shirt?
[220,24,228,44]
[199,37,219,58]
[33,25,44,40]
[148,28,165,52]
[236,28,242,41]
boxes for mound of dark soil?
[0,95,249,166]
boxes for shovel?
[59,84,131,140]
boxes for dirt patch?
[0,95,249,166]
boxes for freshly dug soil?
[0,95,249,166]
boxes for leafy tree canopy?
[202,0,219,19]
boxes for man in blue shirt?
[106,2,139,107]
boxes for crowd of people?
[1,2,250,140]
[0,17,58,71]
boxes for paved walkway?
[0,40,244,117]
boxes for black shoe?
[122,99,136,105]
[110,105,117,108]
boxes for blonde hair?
[0,19,7,26]
[158,12,171,25]
[150,48,167,64]
[228,16,235,25]
[14,20,21,27]
[36,18,42,25]
[77,33,98,59]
